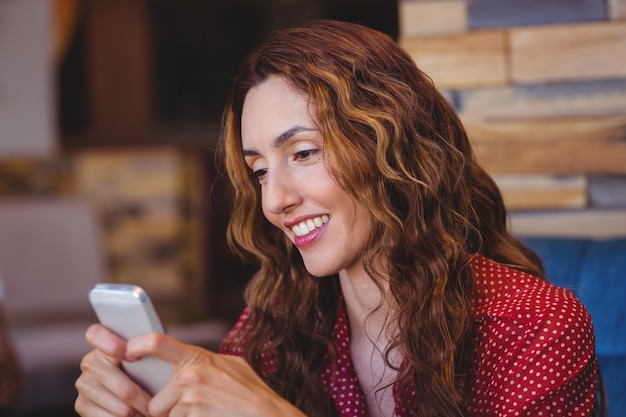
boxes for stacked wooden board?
[398,0,626,236]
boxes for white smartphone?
[88,283,174,395]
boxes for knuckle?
[74,396,87,415]
[229,355,247,365]
[114,380,143,403]
[79,350,98,372]
[143,332,167,351]
[176,367,204,387]
[74,373,88,392]
[111,402,135,417]
[179,386,206,407]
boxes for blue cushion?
[522,237,626,354]
[520,237,590,295]
[577,238,626,355]
[522,237,626,416]
[598,355,626,417]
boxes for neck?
[339,267,400,417]
[338,266,391,343]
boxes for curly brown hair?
[219,20,545,417]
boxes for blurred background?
[0,0,625,415]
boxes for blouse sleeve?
[469,289,599,417]
[218,307,250,356]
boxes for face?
[241,75,373,278]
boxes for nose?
[262,168,301,214]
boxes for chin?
[302,260,340,278]
[304,267,334,278]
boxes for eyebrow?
[242,126,317,157]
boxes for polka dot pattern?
[320,302,367,417]
[221,255,598,417]
[467,255,598,416]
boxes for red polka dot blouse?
[221,254,599,416]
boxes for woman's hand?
[126,333,306,417]
[75,323,306,417]
[74,324,152,417]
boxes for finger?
[127,337,215,417]
[75,376,144,417]
[86,323,128,360]
[148,364,206,417]
[76,396,145,417]
[75,395,118,417]
[125,333,207,367]
[75,372,149,417]
[79,349,152,416]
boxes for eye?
[249,168,268,183]
[293,148,319,161]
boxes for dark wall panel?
[468,0,607,28]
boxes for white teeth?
[291,215,329,237]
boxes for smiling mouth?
[291,215,330,237]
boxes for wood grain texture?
[510,21,626,83]
[399,0,467,37]
[464,115,626,143]
[494,174,587,210]
[465,115,626,174]
[400,29,508,88]
[510,209,626,238]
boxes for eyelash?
[249,168,267,182]
[294,149,317,160]
[248,149,320,183]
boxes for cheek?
[261,200,282,228]
[342,193,374,234]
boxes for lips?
[291,214,330,237]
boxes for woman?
[75,20,601,417]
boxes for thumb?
[125,333,206,368]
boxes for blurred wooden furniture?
[0,197,230,414]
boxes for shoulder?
[469,254,596,376]
[467,255,598,415]
[470,254,591,328]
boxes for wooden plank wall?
[398,0,626,237]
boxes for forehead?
[241,76,315,148]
